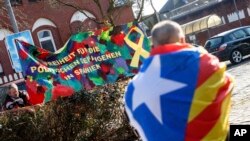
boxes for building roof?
[160,0,225,20]
[159,0,195,14]
[181,14,222,35]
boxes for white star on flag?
[132,55,187,124]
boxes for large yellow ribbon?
[124,27,150,67]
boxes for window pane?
[41,40,55,52]
[38,30,56,52]
[0,63,3,73]
[38,31,50,38]
[10,0,22,6]
[224,34,236,42]
[114,0,129,7]
[245,28,250,35]
[233,30,246,39]
[204,37,222,49]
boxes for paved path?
[227,57,250,125]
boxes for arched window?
[37,30,56,52]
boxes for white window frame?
[37,30,57,52]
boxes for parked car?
[204,26,250,64]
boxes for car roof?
[211,26,250,38]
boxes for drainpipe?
[4,0,19,33]
[233,0,242,27]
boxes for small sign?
[5,30,34,72]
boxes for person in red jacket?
[4,83,30,110]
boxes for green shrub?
[0,79,139,141]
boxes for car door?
[243,27,250,53]
[232,29,250,54]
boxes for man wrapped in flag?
[124,20,234,141]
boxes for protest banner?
[16,22,151,104]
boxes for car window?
[244,28,250,35]
[204,37,222,49]
[232,30,246,39]
[224,34,236,42]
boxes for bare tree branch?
[54,0,105,25]
[107,0,115,25]
[135,0,144,22]
[149,0,156,13]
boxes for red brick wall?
[0,42,15,76]
[70,20,99,34]
[0,0,134,79]
[112,5,135,25]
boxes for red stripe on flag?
[196,54,220,87]
[150,43,191,56]
[185,76,231,141]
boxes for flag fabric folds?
[124,43,234,141]
[15,22,151,104]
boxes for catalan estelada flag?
[124,43,234,141]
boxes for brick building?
[160,0,250,45]
[0,0,134,86]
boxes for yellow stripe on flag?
[188,63,226,122]
[201,93,231,141]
